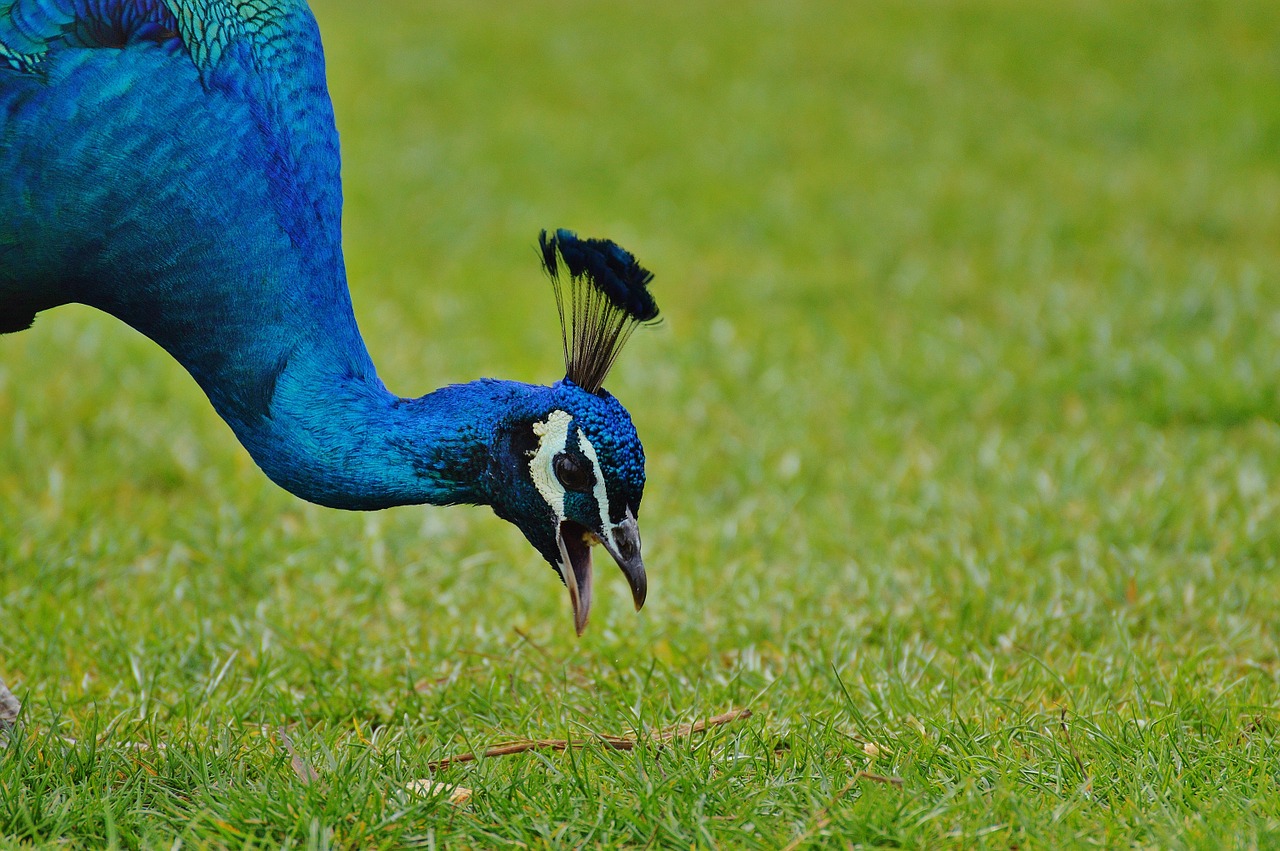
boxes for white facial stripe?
[530,410,573,523]
[577,432,615,549]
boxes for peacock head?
[489,230,659,636]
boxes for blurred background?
[2,0,1279,842]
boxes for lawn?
[3,0,1280,846]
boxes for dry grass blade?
[857,771,904,788]
[427,709,753,771]
[0,678,19,747]
[277,727,320,786]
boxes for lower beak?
[555,511,646,636]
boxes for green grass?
[4,0,1280,846]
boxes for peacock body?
[0,0,659,634]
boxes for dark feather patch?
[539,229,659,394]
[0,305,36,334]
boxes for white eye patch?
[529,410,573,521]
[577,431,614,548]
[528,410,612,540]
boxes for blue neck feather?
[235,359,539,512]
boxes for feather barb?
[539,229,659,394]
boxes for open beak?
[555,510,646,636]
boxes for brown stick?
[427,709,753,771]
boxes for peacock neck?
[115,253,526,513]
[221,336,531,512]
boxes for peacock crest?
[539,229,659,394]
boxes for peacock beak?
[555,520,594,637]
[554,510,646,636]
[601,510,646,612]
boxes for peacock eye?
[554,453,595,492]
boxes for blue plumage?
[0,0,656,633]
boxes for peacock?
[0,0,661,645]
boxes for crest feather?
[539,229,659,394]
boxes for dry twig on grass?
[426,709,753,771]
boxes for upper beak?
[601,510,646,612]
[555,510,646,636]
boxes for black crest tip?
[539,228,660,393]
[539,229,659,324]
